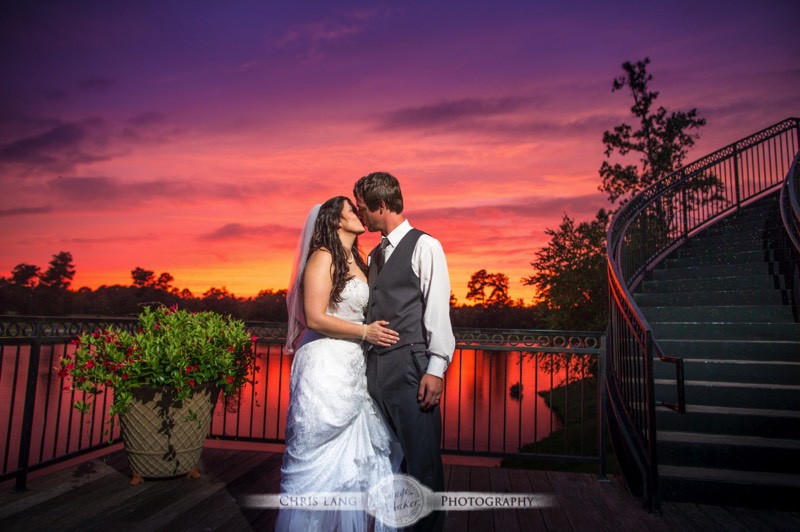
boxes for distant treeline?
[0,283,551,329]
[0,253,550,329]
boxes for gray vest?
[367,229,426,354]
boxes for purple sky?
[1,1,798,303]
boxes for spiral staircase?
[606,117,800,510]
[635,192,800,507]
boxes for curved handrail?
[779,151,800,252]
[605,116,800,511]
[779,151,800,319]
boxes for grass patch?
[501,377,619,473]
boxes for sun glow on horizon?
[1,2,796,314]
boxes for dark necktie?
[376,237,389,273]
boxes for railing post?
[681,185,689,239]
[14,319,43,492]
[733,144,741,208]
[643,329,660,512]
[796,120,800,152]
[598,333,609,482]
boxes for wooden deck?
[1,442,799,531]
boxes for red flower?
[85,361,95,369]
[121,374,129,380]
[227,376,234,384]
[188,380,196,387]
[186,365,193,373]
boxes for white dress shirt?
[379,220,455,378]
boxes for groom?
[354,171,455,532]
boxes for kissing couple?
[275,171,455,531]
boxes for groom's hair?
[354,171,404,213]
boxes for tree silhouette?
[155,272,174,292]
[39,252,75,290]
[131,267,156,287]
[466,269,510,307]
[10,264,40,287]
[524,210,609,331]
[599,57,707,207]
[526,57,708,331]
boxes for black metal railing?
[606,117,800,510]
[779,151,800,315]
[1,317,606,492]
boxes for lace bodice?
[326,278,368,323]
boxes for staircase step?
[654,379,800,409]
[657,431,800,473]
[698,220,783,241]
[675,233,765,253]
[665,249,786,268]
[650,321,800,341]
[701,205,781,229]
[659,465,800,508]
[635,192,799,508]
[702,210,783,229]
[656,404,800,439]
[635,289,788,307]
[653,358,800,385]
[657,339,800,361]
[644,305,794,323]
[640,275,785,292]
[651,262,777,280]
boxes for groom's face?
[355,195,381,233]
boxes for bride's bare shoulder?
[305,248,332,268]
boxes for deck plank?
[443,463,470,532]
[466,466,493,531]
[488,466,521,532]
[524,468,573,530]
[505,467,547,532]
[2,447,800,531]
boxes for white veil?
[284,204,321,355]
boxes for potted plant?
[60,304,258,484]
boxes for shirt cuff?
[426,355,448,379]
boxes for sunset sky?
[1,1,798,305]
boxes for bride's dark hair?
[309,196,367,307]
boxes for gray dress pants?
[367,343,445,532]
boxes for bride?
[276,196,401,532]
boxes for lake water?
[1,343,568,475]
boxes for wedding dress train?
[276,278,399,531]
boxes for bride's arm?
[303,249,399,347]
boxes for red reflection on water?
[2,345,572,473]
[209,346,565,454]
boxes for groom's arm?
[414,235,455,379]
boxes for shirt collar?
[385,219,412,248]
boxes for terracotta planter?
[119,384,219,484]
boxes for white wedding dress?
[276,278,400,531]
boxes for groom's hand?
[418,374,443,412]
